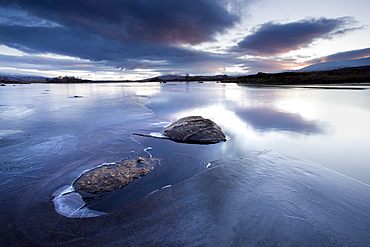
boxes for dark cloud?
[0,0,238,45]
[234,17,360,55]
[0,23,241,75]
[0,1,366,77]
[0,0,242,75]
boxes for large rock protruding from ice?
[163,116,226,144]
[73,158,153,195]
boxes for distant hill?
[145,74,229,82]
[154,74,187,81]
[0,74,91,84]
[2,56,370,85]
[0,73,47,83]
[236,65,370,84]
[299,57,370,72]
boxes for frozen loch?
[1,82,370,246]
[52,150,369,246]
[171,150,370,246]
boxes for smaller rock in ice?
[73,158,154,195]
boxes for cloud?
[0,1,366,78]
[0,24,241,75]
[316,47,370,63]
[234,17,360,56]
[0,53,107,71]
[0,0,243,75]
[236,47,370,74]
[0,0,238,45]
[229,56,301,74]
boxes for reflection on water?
[233,107,324,134]
[146,82,370,184]
[0,82,369,245]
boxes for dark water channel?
[0,82,369,246]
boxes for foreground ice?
[49,150,369,246]
[52,185,107,218]
[107,150,368,246]
[52,162,118,218]
[52,145,158,218]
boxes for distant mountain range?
[236,65,370,85]
[144,74,229,82]
[1,56,370,83]
[0,73,47,82]
[299,56,370,72]
[146,57,370,82]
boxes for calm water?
[0,82,369,246]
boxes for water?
[0,82,369,246]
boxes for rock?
[163,116,226,143]
[73,157,153,195]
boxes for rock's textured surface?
[163,116,226,143]
[74,157,153,195]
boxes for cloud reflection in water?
[234,107,325,135]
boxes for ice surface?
[53,185,107,218]
[161,184,172,189]
[1,83,370,246]
[52,185,74,197]
[105,150,369,246]
[148,132,168,138]
[149,121,171,126]
[143,146,153,158]
[0,105,34,119]
[51,150,370,244]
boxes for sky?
[0,0,369,80]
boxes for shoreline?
[2,65,370,85]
